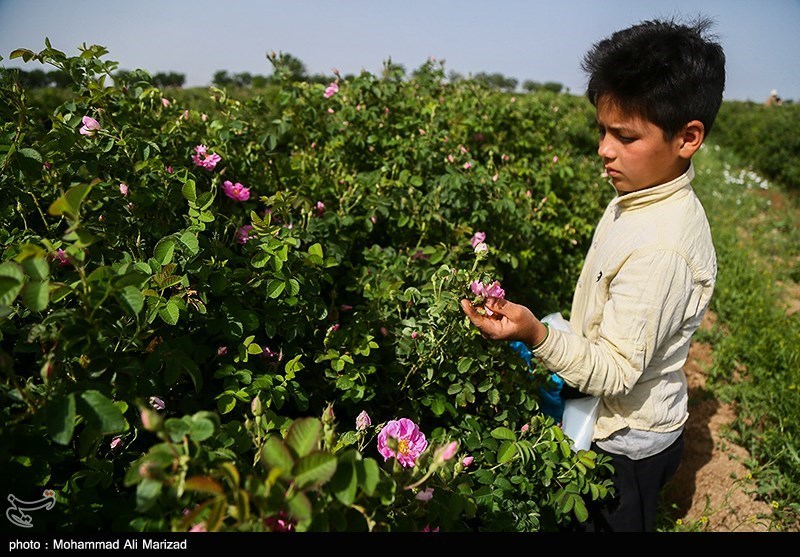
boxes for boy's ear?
[678,120,705,159]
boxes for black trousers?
[572,432,685,532]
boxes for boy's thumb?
[460,299,478,318]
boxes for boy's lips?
[605,167,621,177]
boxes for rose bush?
[0,43,613,531]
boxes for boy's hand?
[460,297,546,346]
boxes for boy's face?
[595,97,690,194]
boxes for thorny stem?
[399,320,457,391]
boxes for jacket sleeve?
[532,248,694,397]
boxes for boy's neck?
[616,161,693,196]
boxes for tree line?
[4,51,563,93]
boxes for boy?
[461,17,725,532]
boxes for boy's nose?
[597,137,614,159]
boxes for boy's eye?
[619,135,635,143]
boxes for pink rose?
[433,441,459,465]
[191,144,221,170]
[415,487,434,502]
[222,180,251,201]
[79,115,100,136]
[51,249,70,267]
[356,410,371,431]
[470,231,486,249]
[265,511,296,532]
[236,224,254,244]
[377,418,428,468]
[323,82,339,98]
[149,396,165,411]
[469,280,506,316]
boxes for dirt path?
[662,311,776,531]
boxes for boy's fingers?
[484,297,509,315]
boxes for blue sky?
[1,0,798,102]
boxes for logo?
[6,490,56,528]
[596,271,603,282]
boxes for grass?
[656,142,800,532]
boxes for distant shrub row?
[712,101,800,191]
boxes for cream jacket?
[533,163,716,440]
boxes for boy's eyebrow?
[596,120,638,134]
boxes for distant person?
[765,89,783,106]
[461,16,725,532]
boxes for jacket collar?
[611,162,695,212]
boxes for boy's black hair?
[582,17,726,138]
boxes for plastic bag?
[562,395,600,452]
[540,312,600,452]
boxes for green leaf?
[430,397,446,416]
[308,243,323,258]
[18,147,43,163]
[158,299,180,325]
[447,383,463,395]
[561,492,576,514]
[578,453,597,470]
[330,460,358,506]
[286,417,321,458]
[118,285,144,315]
[286,491,312,529]
[181,180,197,202]
[77,390,126,434]
[62,228,96,248]
[21,280,49,312]
[250,252,270,269]
[261,436,294,478]
[266,279,285,299]
[21,256,49,281]
[48,182,93,219]
[47,393,76,445]
[189,415,215,441]
[0,278,24,307]
[164,417,192,442]
[292,451,338,489]
[178,231,199,255]
[0,261,25,306]
[184,476,224,496]
[216,393,236,414]
[9,48,36,61]
[154,238,175,265]
[490,426,517,441]
[136,478,163,512]
[457,356,474,373]
[356,458,380,496]
[284,354,304,379]
[573,497,589,522]
[496,440,518,464]
[307,242,323,264]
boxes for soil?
[661,310,777,531]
